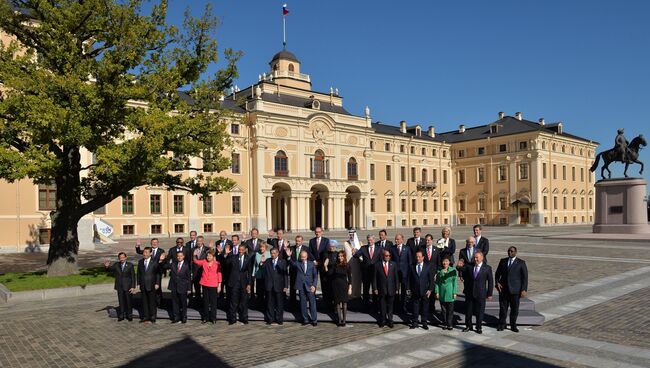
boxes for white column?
[361,197,367,229]
[320,197,325,228]
[351,198,357,228]
[327,197,334,230]
[265,196,272,230]
[283,198,289,231]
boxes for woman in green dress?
[435,255,458,330]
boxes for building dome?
[270,50,300,64]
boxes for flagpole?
[282,15,286,49]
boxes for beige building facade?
[0,46,598,252]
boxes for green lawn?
[0,267,116,292]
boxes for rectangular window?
[458,169,465,184]
[581,197,585,209]
[370,198,376,212]
[432,149,437,157]
[499,197,507,211]
[478,198,486,211]
[39,228,51,244]
[459,218,467,225]
[411,167,416,182]
[231,123,240,135]
[400,166,406,182]
[385,143,391,152]
[500,217,508,225]
[589,197,593,210]
[543,163,547,179]
[477,167,485,183]
[202,195,213,214]
[174,224,185,233]
[499,144,507,153]
[572,166,576,181]
[386,198,392,212]
[385,165,392,181]
[151,224,162,234]
[94,206,106,215]
[563,196,567,209]
[553,196,558,210]
[387,219,393,227]
[38,184,57,210]
[421,147,426,156]
[370,164,375,180]
[457,149,465,158]
[477,147,485,155]
[433,199,438,212]
[173,195,184,214]
[231,153,241,174]
[498,166,507,181]
[122,225,135,235]
[400,145,405,153]
[203,223,213,233]
[423,199,428,212]
[233,223,242,232]
[519,141,528,150]
[543,196,548,210]
[150,194,161,214]
[519,163,529,180]
[401,199,407,212]
[562,165,567,180]
[411,198,417,212]
[443,199,448,212]
[410,146,415,154]
[459,199,466,212]
[402,219,407,226]
[553,164,557,179]
[581,168,585,182]
[232,196,241,214]
[573,197,576,210]
[122,194,134,214]
[369,141,375,149]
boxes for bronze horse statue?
[590,134,646,179]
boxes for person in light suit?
[495,246,528,332]
[104,252,136,321]
[287,248,319,326]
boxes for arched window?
[274,150,288,176]
[347,158,358,180]
[288,63,295,72]
[311,149,326,178]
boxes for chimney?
[539,117,545,125]
[399,121,407,133]
[515,112,522,120]
[498,111,505,119]
[557,122,563,134]
[428,126,435,138]
[459,124,466,133]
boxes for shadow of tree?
[24,215,49,253]
[118,335,232,367]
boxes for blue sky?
[169,0,649,183]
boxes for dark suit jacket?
[457,263,494,300]
[290,245,314,262]
[408,263,435,298]
[271,239,291,259]
[290,259,318,291]
[420,245,441,271]
[107,261,136,291]
[168,246,193,265]
[354,245,383,271]
[475,236,490,261]
[244,238,262,254]
[227,254,253,288]
[135,246,165,263]
[495,257,528,294]
[320,251,338,276]
[185,239,199,250]
[458,247,477,267]
[375,239,394,249]
[163,261,192,293]
[406,237,424,256]
[373,261,399,296]
[137,258,162,292]
[263,258,289,292]
[215,239,234,251]
[309,237,330,260]
[389,244,412,283]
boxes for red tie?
[177,263,181,273]
[384,262,388,276]
[427,247,431,260]
[369,247,374,259]
[398,246,402,256]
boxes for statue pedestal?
[593,178,650,234]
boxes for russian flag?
[283,3,289,15]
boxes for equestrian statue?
[590,129,646,179]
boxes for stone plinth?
[593,178,650,234]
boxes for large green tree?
[0,0,240,276]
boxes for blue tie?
[418,264,422,275]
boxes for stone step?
[455,294,538,312]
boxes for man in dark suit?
[457,251,494,334]
[375,229,393,249]
[104,252,136,321]
[135,238,165,262]
[137,247,162,323]
[407,250,435,329]
[191,236,209,303]
[458,237,476,266]
[226,244,253,324]
[161,250,192,323]
[421,234,441,268]
[495,246,528,332]
[244,228,261,254]
[288,247,319,326]
[473,224,490,263]
[289,235,313,308]
[185,230,198,250]
[168,237,192,268]
[390,234,412,313]
[309,226,330,262]
[406,227,424,257]
[215,230,233,253]
[440,227,457,264]
[263,247,289,325]
[354,234,383,306]
[373,249,399,328]
[272,229,290,259]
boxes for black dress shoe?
[171,320,179,324]
[127,317,133,322]
[242,320,249,325]
[462,327,473,332]
[201,320,208,324]
[228,321,236,325]
[497,325,504,331]
[211,320,216,325]
[378,322,385,328]
[181,320,187,324]
[312,322,318,327]
[302,322,309,326]
[476,329,482,334]
[387,321,394,328]
[410,324,417,329]
[421,324,429,330]
[117,317,124,322]
[278,321,283,325]
[511,326,519,333]
[150,320,156,324]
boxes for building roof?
[270,49,300,64]
[259,92,351,115]
[435,116,597,144]
[372,123,445,143]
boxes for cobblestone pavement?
[2,226,650,367]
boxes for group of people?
[105,225,528,334]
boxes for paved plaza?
[1,225,650,367]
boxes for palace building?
[0,44,599,252]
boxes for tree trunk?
[47,147,82,277]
